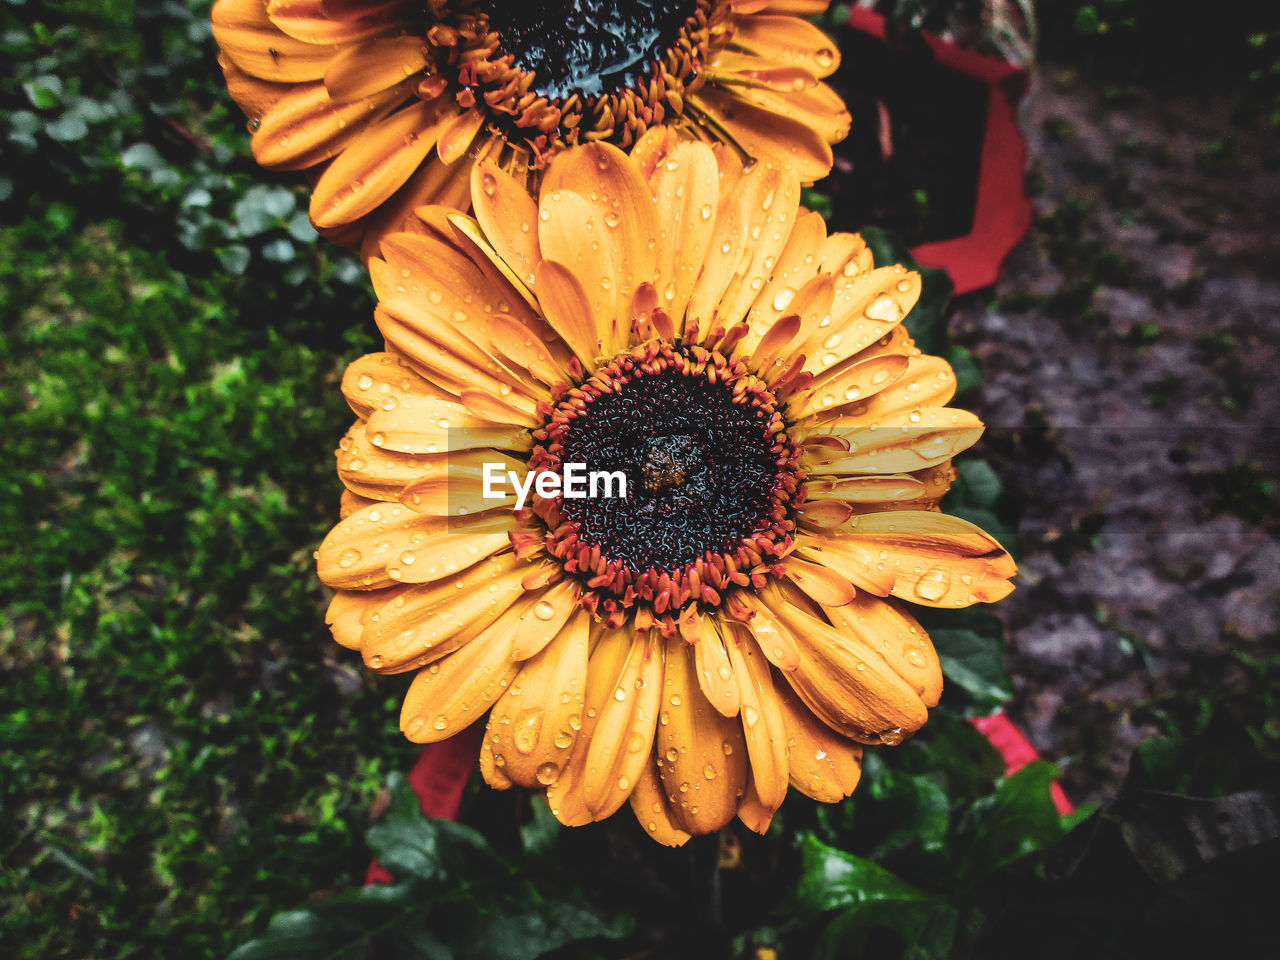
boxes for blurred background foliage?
[1,1,1277,958]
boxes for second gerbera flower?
[212,0,849,255]
[317,133,1014,842]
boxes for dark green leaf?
[954,762,1065,880]
[814,897,959,960]
[796,833,930,917]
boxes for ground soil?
[948,65,1280,804]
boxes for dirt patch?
[950,66,1280,804]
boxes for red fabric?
[846,8,1033,295]
[970,711,1075,815]
[364,722,485,885]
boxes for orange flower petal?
[764,589,928,744]
[310,100,456,228]
[509,579,581,661]
[267,0,403,44]
[687,159,800,329]
[822,594,943,708]
[655,636,749,834]
[804,408,985,474]
[789,354,910,419]
[360,550,526,674]
[324,36,427,102]
[213,0,332,82]
[780,554,856,607]
[317,500,511,589]
[472,160,541,290]
[692,85,834,184]
[628,757,692,847]
[533,259,604,365]
[341,351,448,418]
[393,449,526,517]
[838,512,1017,608]
[436,107,485,164]
[836,355,958,422]
[692,615,740,718]
[726,626,789,811]
[775,680,864,802]
[581,631,664,818]
[485,608,590,789]
[648,140,720,326]
[335,419,443,501]
[794,531,896,597]
[728,14,841,79]
[742,208,826,347]
[546,626,629,826]
[539,142,659,351]
[251,80,408,170]
[799,266,922,370]
[399,622,520,743]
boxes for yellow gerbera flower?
[315,131,1015,843]
[212,0,849,257]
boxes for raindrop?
[512,711,540,754]
[535,762,559,785]
[914,567,951,602]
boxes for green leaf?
[23,73,62,109]
[925,608,1014,707]
[519,795,561,858]
[462,886,633,959]
[954,762,1065,880]
[796,833,930,917]
[865,764,951,857]
[949,460,1003,511]
[814,898,959,960]
[44,113,87,142]
[365,774,502,884]
[946,344,983,395]
[120,142,166,171]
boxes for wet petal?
[324,36,426,101]
[655,636,748,834]
[776,681,864,802]
[485,608,590,789]
[838,512,1017,608]
[629,756,691,847]
[726,625,788,811]
[649,140,719,325]
[310,100,456,228]
[399,621,520,743]
[317,501,511,589]
[582,631,664,818]
[213,0,331,82]
[252,81,407,169]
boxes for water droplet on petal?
[914,566,951,601]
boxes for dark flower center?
[483,0,697,99]
[557,369,778,571]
